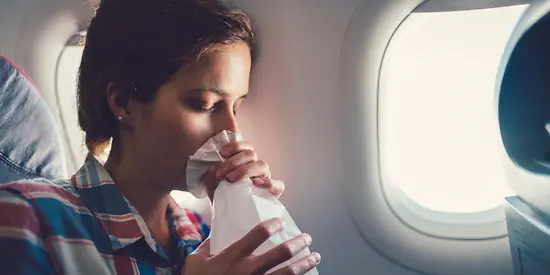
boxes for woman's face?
[122,42,251,190]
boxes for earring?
[117,116,123,121]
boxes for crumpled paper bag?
[185,130,318,274]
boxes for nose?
[214,109,240,134]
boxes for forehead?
[172,43,252,97]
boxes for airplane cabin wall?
[0,0,32,59]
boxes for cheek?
[149,110,214,158]
[176,115,211,155]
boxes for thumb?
[193,238,211,257]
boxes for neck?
[103,147,172,247]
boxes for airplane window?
[379,5,527,217]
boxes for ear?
[106,82,134,123]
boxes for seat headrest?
[0,53,67,182]
[497,3,550,175]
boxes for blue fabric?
[0,54,67,183]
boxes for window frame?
[374,4,531,239]
[55,41,87,170]
[339,0,526,274]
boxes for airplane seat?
[499,11,550,176]
[0,53,67,184]
[497,2,550,274]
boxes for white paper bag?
[185,130,319,275]
[186,131,242,199]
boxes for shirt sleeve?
[0,189,56,274]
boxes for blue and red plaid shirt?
[0,156,210,274]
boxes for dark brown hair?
[77,0,256,156]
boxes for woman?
[0,0,320,274]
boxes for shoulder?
[0,179,83,273]
[0,185,40,228]
[0,188,53,273]
[1,178,79,199]
[0,178,86,218]
[0,182,47,249]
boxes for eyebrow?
[187,88,248,99]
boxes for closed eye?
[187,98,216,113]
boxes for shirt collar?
[71,156,158,252]
[71,156,205,254]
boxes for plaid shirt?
[0,156,210,274]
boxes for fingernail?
[302,233,312,245]
[270,220,284,233]
[310,253,321,264]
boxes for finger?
[216,218,285,263]
[252,179,285,198]
[225,160,270,183]
[254,233,313,274]
[215,149,258,180]
[192,238,211,257]
[268,252,321,275]
[219,140,254,159]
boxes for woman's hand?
[182,218,321,275]
[203,141,285,199]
